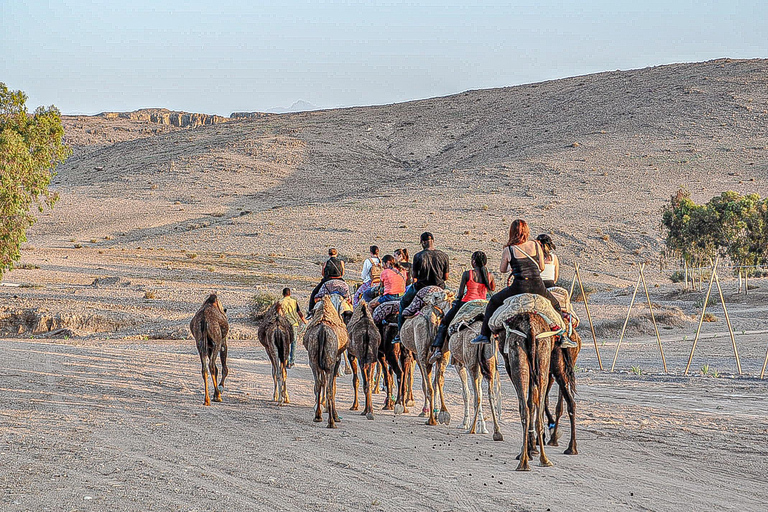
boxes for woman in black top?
[308,248,345,310]
[472,220,572,346]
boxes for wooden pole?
[639,263,668,373]
[684,257,718,375]
[684,260,688,291]
[611,269,642,372]
[738,269,742,294]
[761,343,768,380]
[575,263,603,370]
[713,267,742,375]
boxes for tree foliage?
[0,83,71,278]
[662,188,768,274]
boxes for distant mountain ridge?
[265,100,320,114]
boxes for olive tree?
[0,83,70,278]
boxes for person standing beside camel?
[280,288,307,368]
[392,232,449,344]
[471,219,576,348]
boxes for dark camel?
[346,301,382,420]
[253,301,294,405]
[544,329,581,455]
[496,312,556,471]
[190,293,229,406]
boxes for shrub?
[250,292,278,319]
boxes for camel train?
[189,222,581,471]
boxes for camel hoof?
[564,448,578,455]
[516,463,531,471]
[313,417,322,423]
[480,426,489,435]
[366,412,374,420]
[547,440,559,447]
[540,459,554,467]
[493,432,504,442]
[406,399,415,407]
[213,396,222,402]
[382,404,393,411]
[327,423,337,429]
[438,411,450,425]
[394,404,404,415]
[350,405,359,411]
[203,401,211,407]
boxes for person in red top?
[378,255,407,301]
[429,251,495,363]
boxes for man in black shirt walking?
[392,232,450,344]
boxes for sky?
[1,0,766,116]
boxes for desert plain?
[1,58,767,511]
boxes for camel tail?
[317,325,334,372]
[276,328,287,365]
[563,347,576,395]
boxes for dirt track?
[3,336,766,512]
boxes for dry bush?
[250,291,278,320]
[593,307,691,338]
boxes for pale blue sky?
[2,0,766,115]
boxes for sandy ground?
[2,334,767,512]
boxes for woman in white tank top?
[536,234,559,288]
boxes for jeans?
[362,285,381,303]
[289,324,300,365]
[396,284,419,334]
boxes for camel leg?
[548,389,563,446]
[419,361,437,426]
[280,362,289,405]
[349,354,360,411]
[312,367,323,423]
[330,359,342,425]
[487,363,503,441]
[379,353,394,410]
[435,354,451,425]
[219,343,229,393]
[372,361,381,394]
[536,352,553,467]
[456,364,471,430]
[210,353,222,402]
[553,373,578,455]
[362,362,374,420]
[200,355,211,406]
[544,374,556,444]
[468,365,481,434]
[510,345,531,470]
[326,367,337,429]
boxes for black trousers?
[479,278,561,337]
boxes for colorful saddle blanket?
[316,279,351,301]
[488,293,565,333]
[401,286,445,318]
[372,300,400,325]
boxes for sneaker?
[428,350,443,364]
[470,334,491,345]
[391,335,400,345]
[559,336,578,349]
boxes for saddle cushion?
[547,286,580,327]
[488,293,565,333]
[316,279,351,301]
[372,300,400,325]
[401,286,445,318]
[447,299,488,336]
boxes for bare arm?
[500,246,511,273]
[488,272,496,292]
[340,260,345,277]
[320,261,327,276]
[553,253,560,283]
[534,241,545,271]
[456,271,468,301]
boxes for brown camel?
[253,301,294,405]
[447,321,502,438]
[346,301,382,420]
[377,308,414,413]
[399,291,454,426]
[189,293,229,406]
[544,329,581,454]
[304,295,348,428]
[496,312,556,471]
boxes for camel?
[189,293,229,406]
[304,295,349,428]
[495,311,557,471]
[398,288,454,426]
[346,301,382,420]
[375,304,415,413]
[543,329,581,454]
[253,301,294,405]
[447,320,502,439]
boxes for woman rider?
[471,219,576,348]
[307,247,345,311]
[536,234,559,288]
[429,251,495,363]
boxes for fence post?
[611,268,642,372]
[574,263,603,371]
[761,343,768,380]
[684,257,719,375]
[639,263,668,373]
[713,265,742,375]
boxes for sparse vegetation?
[702,312,718,322]
[250,291,278,318]
[631,366,643,375]
[144,290,156,299]
[186,253,198,259]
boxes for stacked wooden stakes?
[571,259,768,378]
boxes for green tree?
[0,83,71,278]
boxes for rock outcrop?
[99,108,230,128]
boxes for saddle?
[488,293,565,336]
[547,286,580,333]
[372,300,400,325]
[313,292,352,320]
[447,299,488,336]
[316,279,351,301]
[401,286,445,318]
